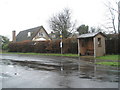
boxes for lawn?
[96,55,119,60]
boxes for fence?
[105,39,119,54]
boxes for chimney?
[12,30,16,42]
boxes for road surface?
[0,54,119,88]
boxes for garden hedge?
[8,38,78,54]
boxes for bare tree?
[90,26,105,33]
[103,0,118,34]
[49,8,76,39]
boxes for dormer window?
[28,32,31,37]
[39,32,44,37]
[40,33,43,37]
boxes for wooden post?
[104,38,106,55]
[93,37,96,58]
[78,39,80,56]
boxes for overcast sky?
[0,0,118,40]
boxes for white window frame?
[28,32,31,37]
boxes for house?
[12,26,51,42]
[77,32,106,57]
[49,31,56,40]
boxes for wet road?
[0,54,119,88]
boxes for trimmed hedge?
[8,37,119,54]
[8,40,34,53]
[8,38,78,54]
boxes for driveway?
[0,54,119,88]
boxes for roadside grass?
[96,55,119,60]
[96,55,120,66]
[1,52,79,57]
[96,62,120,66]
[1,52,119,60]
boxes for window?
[98,38,101,47]
[39,32,44,37]
[28,32,31,37]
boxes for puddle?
[1,73,12,78]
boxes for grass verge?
[96,62,120,66]
[96,55,119,60]
[1,52,79,57]
[96,55,120,66]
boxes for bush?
[1,35,10,50]
[2,44,9,50]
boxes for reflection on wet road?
[0,54,119,88]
